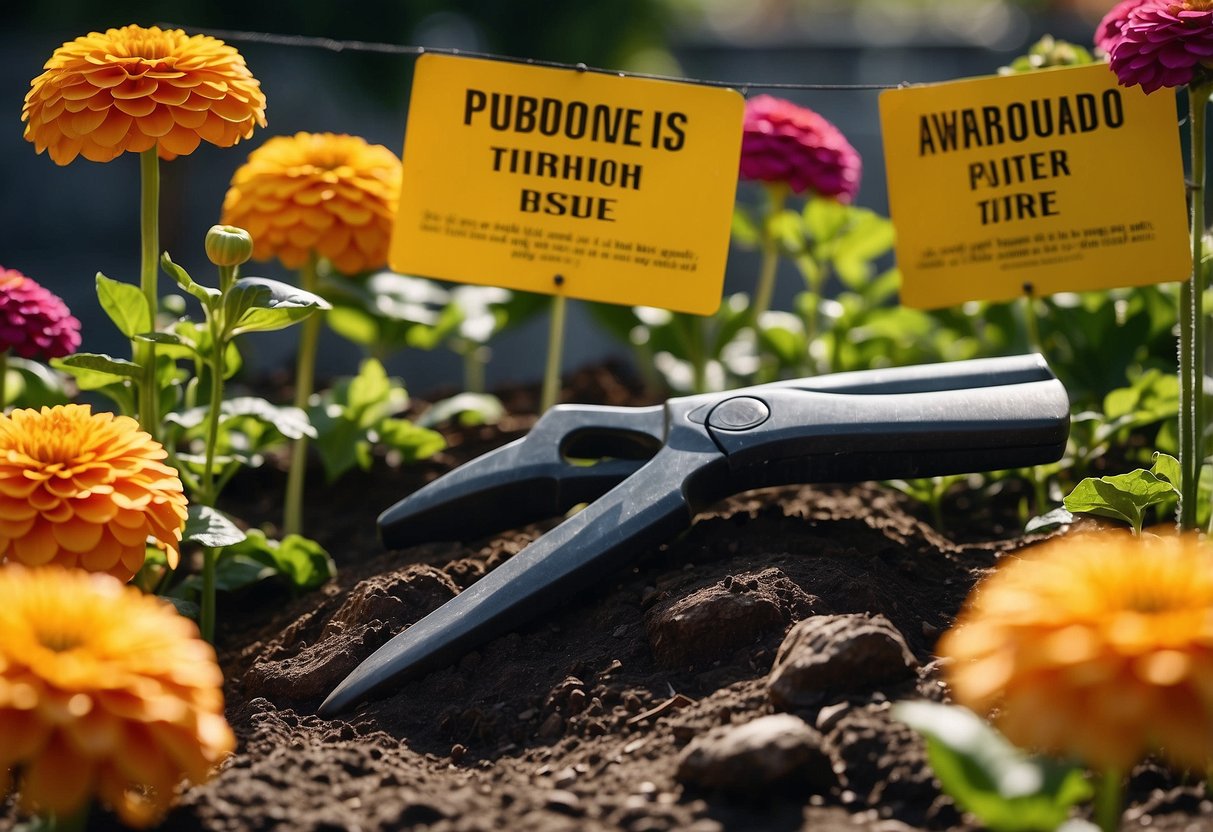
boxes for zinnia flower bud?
[0,564,235,827]
[0,267,81,361]
[23,25,266,165]
[739,95,861,202]
[205,224,254,267]
[940,532,1213,772]
[0,404,188,581]
[221,132,402,275]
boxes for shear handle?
[378,404,663,549]
[705,378,1069,487]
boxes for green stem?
[0,350,8,411]
[1093,768,1123,832]
[688,314,708,393]
[201,267,232,507]
[137,148,160,440]
[284,257,321,537]
[463,344,486,395]
[540,294,567,412]
[1021,287,1044,356]
[197,266,232,646]
[751,184,788,323]
[1182,84,1212,531]
[1021,288,1049,514]
[200,546,217,643]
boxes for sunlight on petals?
[23,24,265,165]
[0,566,235,827]
[222,132,401,275]
[941,532,1213,772]
[0,405,186,581]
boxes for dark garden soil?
[27,364,1213,831]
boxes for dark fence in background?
[0,12,1106,397]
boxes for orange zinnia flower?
[221,132,402,274]
[940,532,1213,772]
[0,404,188,581]
[0,565,235,827]
[23,24,266,165]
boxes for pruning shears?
[319,354,1069,716]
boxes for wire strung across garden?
[156,23,906,93]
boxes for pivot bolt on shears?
[319,354,1069,716]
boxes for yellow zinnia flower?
[0,565,235,827]
[0,405,188,581]
[23,24,266,165]
[221,132,402,274]
[940,532,1213,772]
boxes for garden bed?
[22,364,1190,832]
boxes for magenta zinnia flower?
[1105,1,1213,92]
[0,268,81,361]
[1096,0,1153,54]
[739,95,861,202]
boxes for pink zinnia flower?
[1096,0,1154,54]
[739,95,861,202]
[1106,1,1213,92]
[0,268,81,360]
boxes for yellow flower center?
[1120,586,1192,615]
[35,627,84,653]
[1187,0,1213,10]
[11,408,90,466]
[106,26,183,63]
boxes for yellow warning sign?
[389,54,745,315]
[879,63,1190,309]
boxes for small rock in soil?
[675,713,834,794]
[768,613,918,709]
[645,567,816,668]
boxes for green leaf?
[169,554,277,600]
[1151,452,1182,490]
[165,597,202,620]
[325,305,382,348]
[347,358,391,414]
[226,277,331,336]
[830,208,896,289]
[1063,469,1177,534]
[160,253,220,305]
[768,209,804,255]
[1024,507,1073,535]
[730,204,761,248]
[310,408,363,482]
[756,313,807,366]
[375,418,446,463]
[212,555,279,592]
[802,198,850,243]
[228,529,335,592]
[894,701,1092,832]
[183,505,247,548]
[419,392,506,428]
[405,302,464,350]
[134,331,189,346]
[5,357,72,409]
[166,397,315,440]
[54,352,141,381]
[96,273,151,338]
